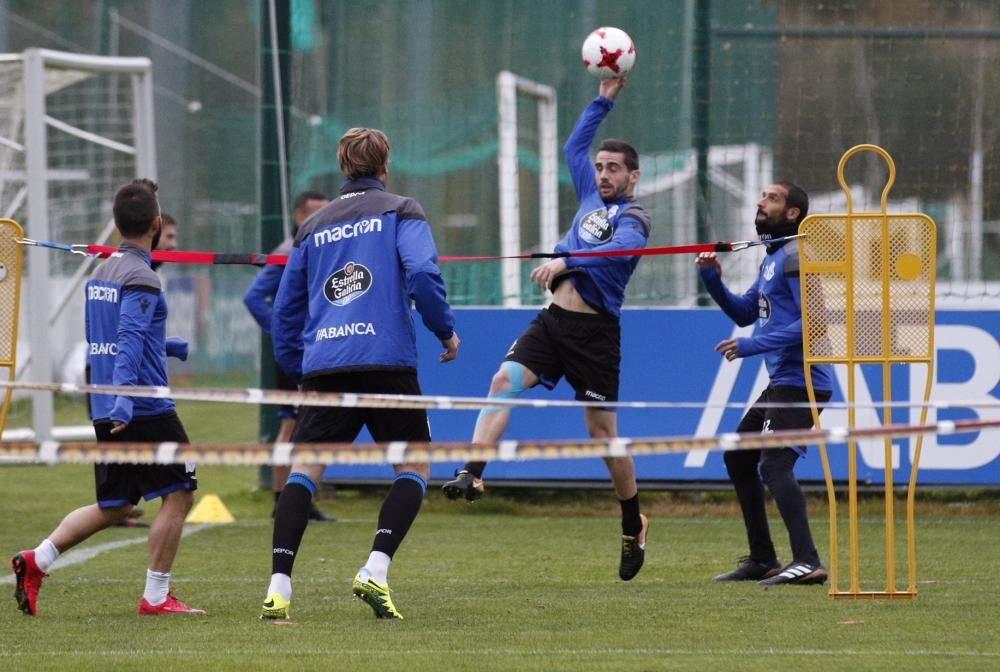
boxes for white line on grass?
[0,524,211,585]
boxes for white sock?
[33,539,60,572]
[267,573,292,602]
[143,569,171,605]
[364,551,391,584]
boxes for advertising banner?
[325,308,1000,486]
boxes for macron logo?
[273,547,295,556]
[376,528,392,535]
[87,285,118,303]
[313,218,382,247]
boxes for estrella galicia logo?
[579,208,612,244]
[324,261,373,306]
[758,292,771,324]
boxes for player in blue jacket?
[243,191,335,522]
[696,181,833,586]
[260,127,460,621]
[443,76,652,582]
[12,179,203,616]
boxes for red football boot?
[11,550,47,616]
[138,592,206,615]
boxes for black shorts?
[276,365,299,420]
[737,385,833,455]
[292,370,431,443]
[505,304,620,404]
[93,413,197,509]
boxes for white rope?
[0,379,996,412]
[1,416,997,466]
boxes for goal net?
[0,48,155,441]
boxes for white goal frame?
[2,48,156,441]
[496,71,558,306]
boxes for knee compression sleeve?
[476,361,528,422]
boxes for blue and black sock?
[371,472,426,558]
[619,493,643,537]
[271,474,316,576]
[463,461,487,478]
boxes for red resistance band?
[85,241,738,267]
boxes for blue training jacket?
[272,177,455,381]
[699,239,833,390]
[85,241,185,423]
[554,96,650,318]
[243,238,293,334]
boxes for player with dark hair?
[148,211,178,272]
[442,75,652,582]
[244,190,334,522]
[11,178,203,616]
[259,128,460,621]
[696,181,833,586]
[292,190,329,216]
[113,209,180,526]
[157,212,178,251]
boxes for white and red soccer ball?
[581,27,636,79]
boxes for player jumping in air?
[443,75,652,581]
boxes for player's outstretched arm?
[695,251,721,274]
[530,258,568,291]
[599,75,627,101]
[564,87,619,198]
[698,262,759,327]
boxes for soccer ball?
[581,27,636,79]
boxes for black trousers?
[724,385,831,566]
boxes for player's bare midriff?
[550,279,598,314]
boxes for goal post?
[496,71,558,306]
[0,48,156,441]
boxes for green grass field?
[2,464,1000,671]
